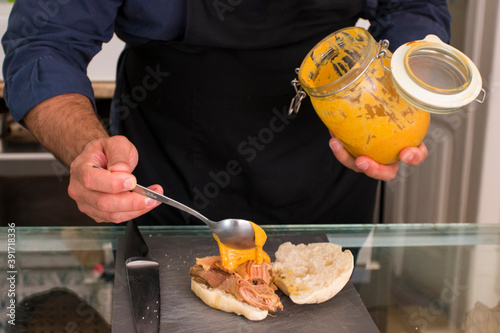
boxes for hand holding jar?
[290,27,483,180]
[329,133,428,181]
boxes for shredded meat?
[248,261,273,285]
[237,278,283,311]
[218,275,244,301]
[196,256,220,270]
[189,264,230,288]
[190,256,283,312]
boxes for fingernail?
[330,140,341,152]
[402,152,414,163]
[123,178,134,190]
[145,198,156,207]
[357,162,369,171]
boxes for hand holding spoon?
[93,165,256,249]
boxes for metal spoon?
[93,165,256,249]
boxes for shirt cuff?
[4,55,96,123]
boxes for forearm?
[24,93,109,166]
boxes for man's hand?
[24,93,161,223]
[329,135,428,181]
[68,136,162,223]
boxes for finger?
[88,184,163,213]
[400,143,429,166]
[81,203,157,224]
[355,156,400,181]
[79,164,137,193]
[329,137,361,172]
[101,135,139,173]
[78,185,163,223]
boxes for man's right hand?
[68,135,162,223]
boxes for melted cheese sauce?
[214,221,270,272]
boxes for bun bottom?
[191,278,268,321]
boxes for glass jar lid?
[391,35,484,113]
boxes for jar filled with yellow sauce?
[293,27,430,165]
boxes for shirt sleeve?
[1,0,122,122]
[362,0,452,51]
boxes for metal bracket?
[475,88,486,104]
[376,39,392,72]
[288,77,307,115]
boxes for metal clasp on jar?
[475,88,487,103]
[288,70,306,115]
[376,39,392,71]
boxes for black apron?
[112,0,378,225]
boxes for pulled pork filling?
[190,256,283,312]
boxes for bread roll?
[272,242,354,304]
[190,278,269,321]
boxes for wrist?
[24,93,109,166]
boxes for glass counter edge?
[1,222,498,236]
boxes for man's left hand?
[328,135,429,181]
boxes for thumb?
[101,136,139,174]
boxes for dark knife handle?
[124,220,149,260]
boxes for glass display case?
[1,223,499,332]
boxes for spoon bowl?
[210,218,257,250]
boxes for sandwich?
[189,221,282,321]
[190,256,283,321]
[189,222,354,320]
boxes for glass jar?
[292,27,430,165]
[290,27,484,165]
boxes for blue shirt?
[2,0,451,123]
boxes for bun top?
[272,242,354,304]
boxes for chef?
[2,0,451,225]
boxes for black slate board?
[112,233,379,332]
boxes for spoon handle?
[92,165,212,225]
[133,184,212,224]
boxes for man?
[2,0,451,225]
